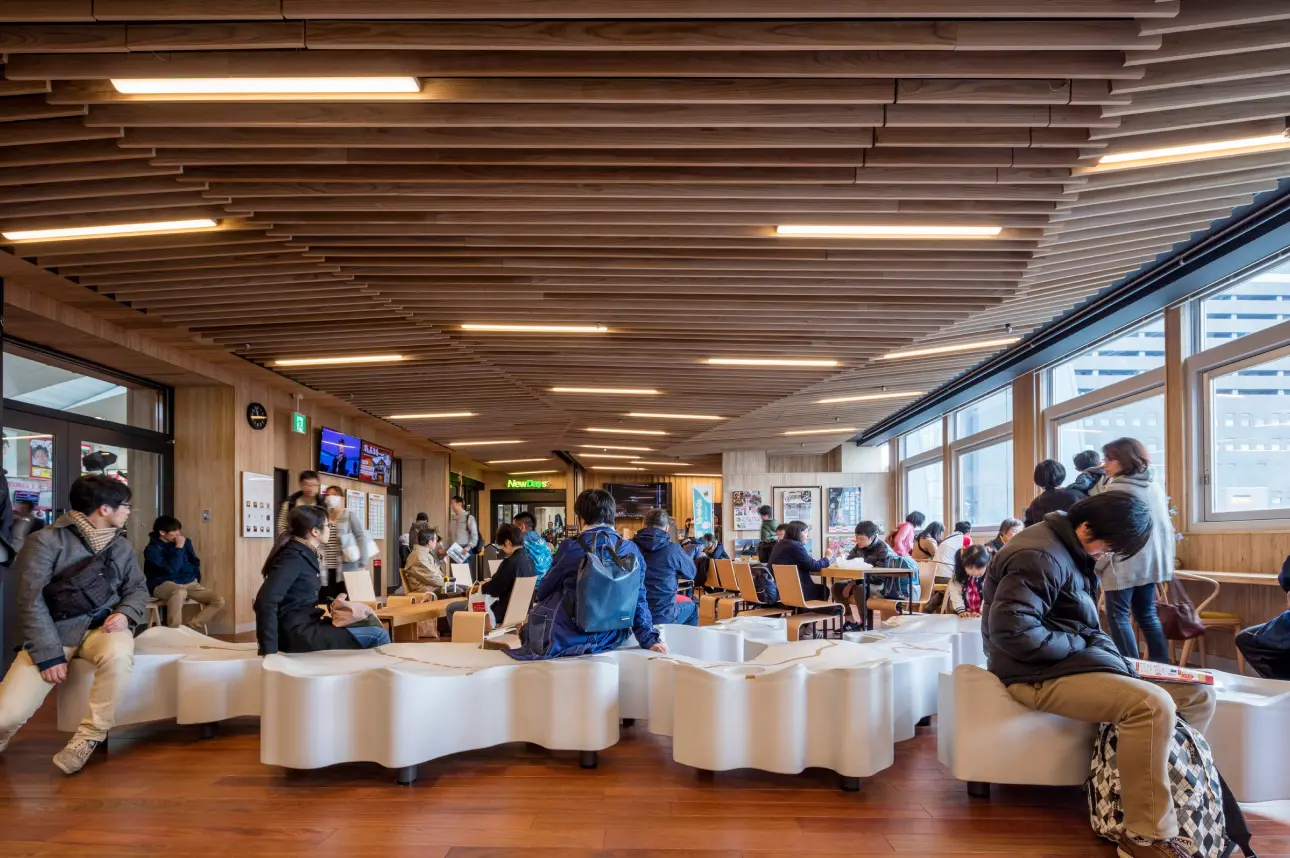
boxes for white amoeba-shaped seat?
[1209,670,1290,802]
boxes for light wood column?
[1012,370,1042,518]
[1164,306,1188,527]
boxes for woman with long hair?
[253,505,389,655]
[768,519,832,601]
[946,545,992,618]
[911,521,945,561]
[1090,437,1173,663]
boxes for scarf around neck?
[68,511,118,554]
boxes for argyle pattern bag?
[1086,717,1228,858]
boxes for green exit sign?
[291,412,308,434]
[507,478,550,489]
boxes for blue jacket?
[144,534,201,592]
[633,527,697,625]
[524,530,554,582]
[704,541,729,561]
[506,525,659,660]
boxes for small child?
[1235,555,1290,680]
[946,545,992,618]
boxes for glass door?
[3,413,63,527]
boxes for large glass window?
[1202,264,1290,349]
[1207,352,1290,516]
[3,346,165,432]
[903,420,942,458]
[905,460,943,524]
[957,440,1013,528]
[955,387,1012,438]
[1048,317,1166,405]
[1056,394,1166,487]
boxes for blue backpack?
[568,531,642,634]
[875,555,919,600]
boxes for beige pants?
[153,581,226,629]
[1008,671,1216,841]
[0,627,136,743]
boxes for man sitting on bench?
[144,515,226,630]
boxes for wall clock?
[246,402,269,430]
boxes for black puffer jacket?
[982,512,1131,686]
[1022,486,1086,526]
[1066,469,1105,497]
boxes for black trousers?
[1236,625,1290,680]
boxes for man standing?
[276,470,323,536]
[449,495,480,577]
[9,495,46,553]
[0,475,149,775]
[144,515,226,630]
[983,494,1215,858]
[1067,449,1106,497]
[511,511,553,582]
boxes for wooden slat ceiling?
[1,0,1286,469]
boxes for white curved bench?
[869,614,987,668]
[57,627,261,737]
[1210,670,1290,802]
[260,643,619,783]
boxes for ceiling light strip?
[880,337,1019,361]
[3,218,218,242]
[816,390,925,405]
[274,354,405,367]
[776,225,1001,238]
[111,77,421,95]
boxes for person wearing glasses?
[0,475,148,776]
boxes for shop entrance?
[492,489,566,543]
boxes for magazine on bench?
[1128,658,1214,686]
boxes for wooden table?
[820,567,915,631]
[1178,570,1281,587]
[377,598,465,642]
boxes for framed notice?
[241,471,275,538]
[731,489,764,532]
[366,492,386,540]
[774,486,822,557]
[827,486,862,534]
[346,488,366,525]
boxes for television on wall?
[359,440,393,485]
[318,426,362,480]
[605,482,672,519]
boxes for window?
[905,460,943,525]
[1056,394,1166,487]
[1202,263,1290,349]
[1048,317,1167,405]
[1207,351,1290,517]
[957,440,1013,528]
[3,346,165,432]
[955,387,1012,438]
[903,420,942,458]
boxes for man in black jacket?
[983,494,1215,858]
[1066,449,1105,496]
[838,520,899,630]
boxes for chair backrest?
[916,563,938,604]
[488,558,503,576]
[732,562,760,604]
[715,558,738,591]
[1174,572,1221,613]
[772,564,808,608]
[343,569,378,605]
[499,575,538,628]
[450,563,473,587]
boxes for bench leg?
[395,765,419,786]
[579,751,598,769]
[839,775,861,792]
[199,722,218,740]
[967,781,991,799]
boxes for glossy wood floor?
[2,702,1289,858]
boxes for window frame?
[950,420,1013,529]
[1188,316,1290,526]
[1044,313,1166,409]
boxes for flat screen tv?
[605,482,672,519]
[318,427,362,480]
[359,440,393,485]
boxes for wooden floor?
[2,702,1289,858]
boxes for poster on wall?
[366,492,386,540]
[692,484,715,538]
[827,487,862,534]
[359,440,393,485]
[241,471,275,537]
[774,486,822,557]
[781,488,814,523]
[731,489,764,531]
[29,438,54,480]
[825,535,852,563]
[346,488,366,525]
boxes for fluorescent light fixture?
[631,461,692,467]
[274,354,405,367]
[487,458,549,465]
[593,466,643,471]
[816,390,924,405]
[880,337,1019,361]
[449,440,522,447]
[552,387,660,395]
[579,453,639,459]
[776,225,1002,238]
[782,427,859,436]
[386,411,475,419]
[111,77,421,95]
[687,473,724,478]
[464,324,608,333]
[707,358,838,367]
[1098,133,1290,166]
[586,427,668,436]
[3,218,217,243]
[626,412,725,421]
[508,470,559,476]
[578,444,652,451]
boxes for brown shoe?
[1117,833,1195,858]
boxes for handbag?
[330,595,379,628]
[338,518,361,563]
[1157,578,1206,640]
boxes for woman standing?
[1090,437,1173,663]
[321,485,371,601]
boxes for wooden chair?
[343,569,380,608]
[1172,572,1246,674]
[865,562,940,626]
[698,558,742,623]
[772,564,843,641]
[731,562,790,619]
[449,562,474,589]
[452,576,538,644]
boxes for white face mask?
[325,495,343,509]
